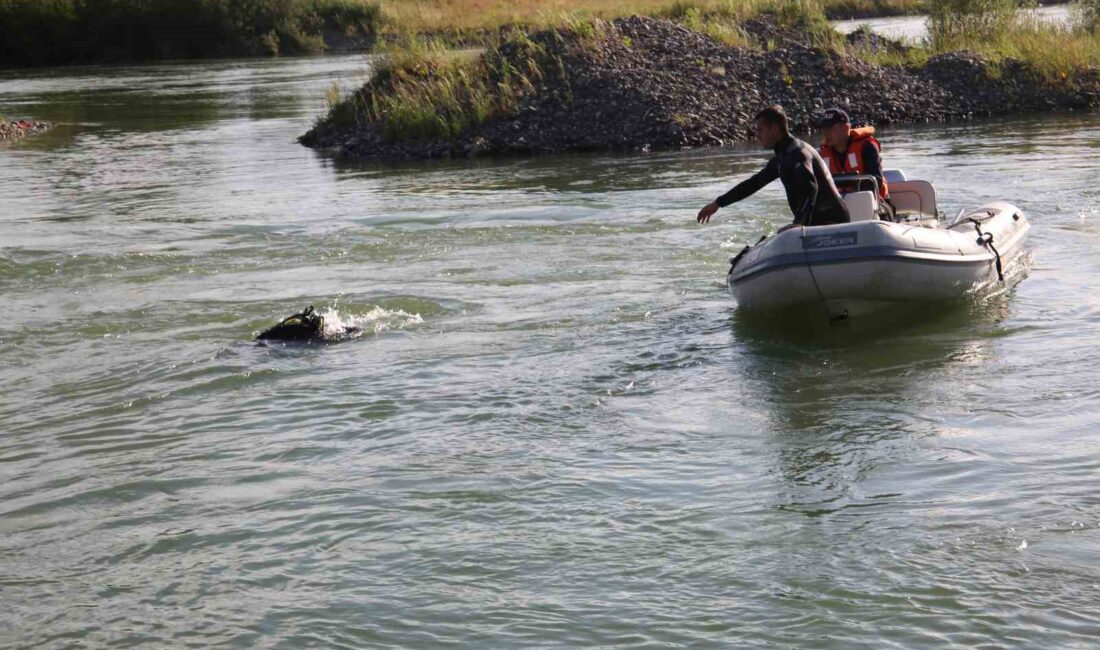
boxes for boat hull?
[728,202,1030,317]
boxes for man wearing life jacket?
[815,108,894,220]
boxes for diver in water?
[256,305,361,342]
[257,305,325,341]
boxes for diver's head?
[754,104,790,149]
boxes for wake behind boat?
[727,170,1030,319]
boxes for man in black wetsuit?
[697,105,849,229]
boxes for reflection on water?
[1,54,1099,648]
[732,296,1021,521]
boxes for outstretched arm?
[697,158,779,224]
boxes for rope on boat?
[951,214,1004,282]
[728,230,840,322]
[798,226,844,322]
[727,235,766,277]
[728,245,751,277]
[977,229,1004,282]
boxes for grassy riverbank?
[0,0,382,67]
[1,0,1082,67]
[0,0,940,68]
[308,0,846,143]
[372,0,1079,36]
[304,0,1100,158]
[374,0,922,36]
[855,0,1100,78]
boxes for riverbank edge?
[0,0,382,69]
[4,0,1073,69]
[299,15,1100,161]
[0,0,1075,68]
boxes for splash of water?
[320,305,423,341]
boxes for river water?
[832,4,1073,40]
[2,54,1098,648]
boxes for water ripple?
[2,56,1099,648]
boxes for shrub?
[0,0,383,66]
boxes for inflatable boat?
[727,171,1030,319]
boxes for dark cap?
[814,107,850,128]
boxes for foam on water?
[320,305,424,340]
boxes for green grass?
[1077,0,1100,32]
[632,0,846,49]
[374,0,927,35]
[311,0,1098,148]
[657,0,775,47]
[926,0,1022,50]
[0,0,383,66]
[845,0,1100,79]
[312,1,845,144]
[823,0,926,18]
[949,22,1100,80]
[923,0,1100,78]
[359,26,574,142]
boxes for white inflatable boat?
[727,171,1030,319]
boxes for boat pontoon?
[727,170,1030,319]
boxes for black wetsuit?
[716,135,849,226]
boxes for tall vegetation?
[312,27,572,142]
[311,0,1100,149]
[1075,0,1100,32]
[373,0,925,34]
[822,0,923,18]
[311,0,856,145]
[655,0,841,47]
[925,0,1023,50]
[0,0,382,67]
[923,0,1100,78]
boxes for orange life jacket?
[819,126,888,199]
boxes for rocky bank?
[301,16,1100,160]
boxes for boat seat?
[883,168,907,183]
[888,180,938,217]
[843,190,878,222]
